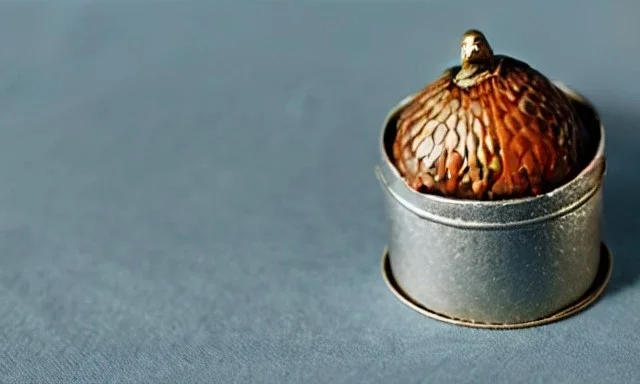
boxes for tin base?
[381,243,612,329]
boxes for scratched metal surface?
[0,2,638,383]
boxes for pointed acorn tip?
[460,29,493,67]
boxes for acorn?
[392,29,585,200]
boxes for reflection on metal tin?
[376,30,610,327]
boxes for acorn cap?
[393,29,584,200]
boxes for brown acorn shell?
[392,56,583,200]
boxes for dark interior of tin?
[382,95,602,189]
[570,97,602,170]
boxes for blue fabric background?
[0,2,638,383]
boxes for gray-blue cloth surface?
[0,2,639,383]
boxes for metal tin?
[376,82,611,327]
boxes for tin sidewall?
[383,182,602,324]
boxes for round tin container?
[376,82,611,328]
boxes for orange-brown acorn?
[392,29,585,200]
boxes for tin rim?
[377,81,606,228]
[380,242,612,329]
